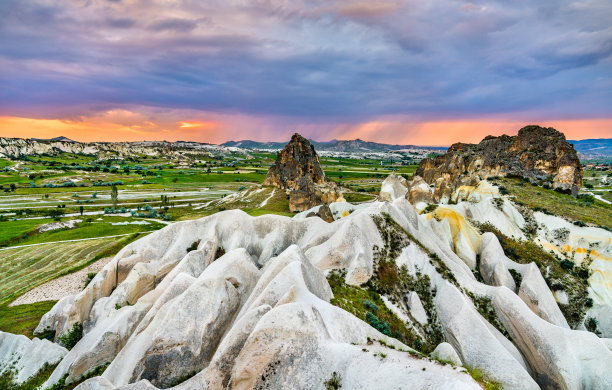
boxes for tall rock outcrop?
[264,133,343,212]
[413,125,582,202]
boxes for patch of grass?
[465,291,510,339]
[0,362,58,390]
[464,366,502,390]
[9,220,160,246]
[57,322,82,350]
[478,222,592,327]
[324,371,342,390]
[0,301,57,338]
[0,235,141,306]
[495,177,612,228]
[328,269,419,349]
[343,192,376,203]
[0,219,55,247]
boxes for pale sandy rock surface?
[3,172,612,389]
[431,342,462,366]
[0,331,67,384]
[379,172,408,202]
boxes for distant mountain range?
[222,138,447,153]
[3,135,609,159]
[568,138,612,158]
[31,136,76,142]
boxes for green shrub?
[365,312,391,336]
[423,204,438,213]
[585,317,601,336]
[324,371,342,390]
[362,299,379,313]
[560,259,575,270]
[508,269,522,288]
[57,322,83,350]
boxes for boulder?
[316,203,334,223]
[431,342,462,366]
[407,291,428,325]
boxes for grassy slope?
[496,177,612,228]
[0,234,142,306]
[0,219,55,244]
[0,301,57,338]
[5,220,161,247]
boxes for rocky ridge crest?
[264,133,343,211]
[412,125,583,202]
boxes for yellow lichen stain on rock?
[432,207,481,254]
[341,210,350,218]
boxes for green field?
[0,150,415,339]
[495,177,612,228]
[0,234,142,306]
[0,301,57,338]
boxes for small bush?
[585,317,601,336]
[324,372,342,390]
[366,312,392,337]
[214,246,225,260]
[362,299,379,313]
[560,259,575,270]
[57,322,83,350]
[508,269,522,288]
[423,204,438,213]
[83,273,96,289]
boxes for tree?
[47,208,64,221]
[111,184,118,208]
[79,205,84,216]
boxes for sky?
[0,0,611,146]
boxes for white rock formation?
[2,174,611,389]
[431,342,462,366]
[407,291,428,325]
[379,172,409,202]
[0,331,67,384]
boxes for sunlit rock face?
[3,173,612,390]
[415,125,583,199]
[264,133,344,212]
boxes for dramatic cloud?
[0,0,610,143]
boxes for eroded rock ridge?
[413,125,582,202]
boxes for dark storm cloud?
[0,0,611,122]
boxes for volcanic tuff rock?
[412,125,583,202]
[264,133,343,211]
[2,173,612,389]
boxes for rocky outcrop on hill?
[412,125,583,202]
[264,133,343,211]
[0,137,237,160]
